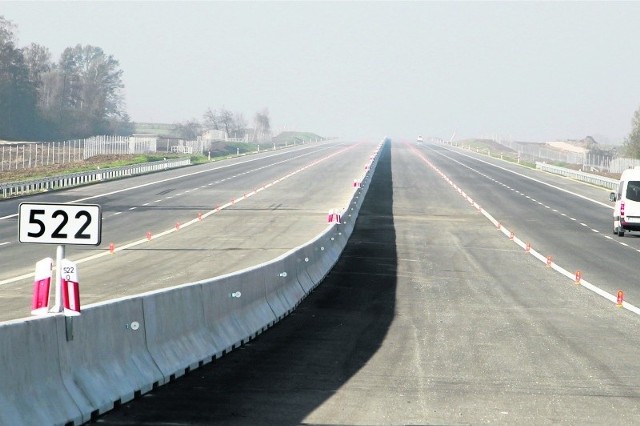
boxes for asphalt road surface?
[0,140,377,322]
[96,141,640,425]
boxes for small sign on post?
[19,203,102,316]
[19,203,102,246]
[61,259,81,316]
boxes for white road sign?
[19,203,102,245]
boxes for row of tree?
[173,107,271,142]
[622,107,640,159]
[0,16,132,141]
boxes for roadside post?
[19,202,102,320]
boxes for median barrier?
[325,228,344,269]
[341,203,357,237]
[295,246,316,293]
[201,266,275,358]
[142,284,215,382]
[300,232,333,287]
[264,254,307,320]
[0,143,385,425]
[58,298,163,423]
[0,316,82,426]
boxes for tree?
[230,112,247,139]
[23,43,51,86]
[218,108,234,135]
[173,119,202,140]
[0,16,41,140]
[203,108,221,130]
[0,17,131,140]
[55,44,126,138]
[623,106,640,159]
[253,108,271,142]
[203,107,247,139]
[0,16,16,46]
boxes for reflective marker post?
[18,202,102,317]
[51,245,65,313]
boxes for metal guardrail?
[0,158,191,199]
[535,162,619,190]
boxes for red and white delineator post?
[61,258,81,316]
[31,257,53,315]
[327,209,343,224]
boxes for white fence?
[83,136,158,159]
[1,141,84,171]
[0,136,161,173]
[0,158,191,199]
[535,162,619,190]
[609,157,640,173]
[491,139,613,171]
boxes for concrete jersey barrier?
[0,141,384,426]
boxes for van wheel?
[618,228,625,237]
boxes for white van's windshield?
[626,181,640,202]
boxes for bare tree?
[230,112,247,139]
[203,108,221,130]
[173,119,202,140]
[218,108,234,135]
[253,108,271,142]
[623,106,640,159]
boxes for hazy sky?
[2,1,640,143]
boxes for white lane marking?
[0,143,365,287]
[431,146,618,234]
[442,145,614,209]
[410,143,640,316]
[0,144,337,225]
[65,145,333,204]
[0,242,10,247]
[129,207,136,210]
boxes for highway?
[0,140,377,322]
[96,140,640,425]
[421,142,637,303]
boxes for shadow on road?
[97,141,398,425]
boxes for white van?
[609,167,640,237]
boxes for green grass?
[0,154,193,184]
[454,139,535,169]
[272,131,323,145]
[1,131,324,184]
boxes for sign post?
[19,202,102,316]
[51,245,66,313]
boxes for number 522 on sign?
[18,203,102,246]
